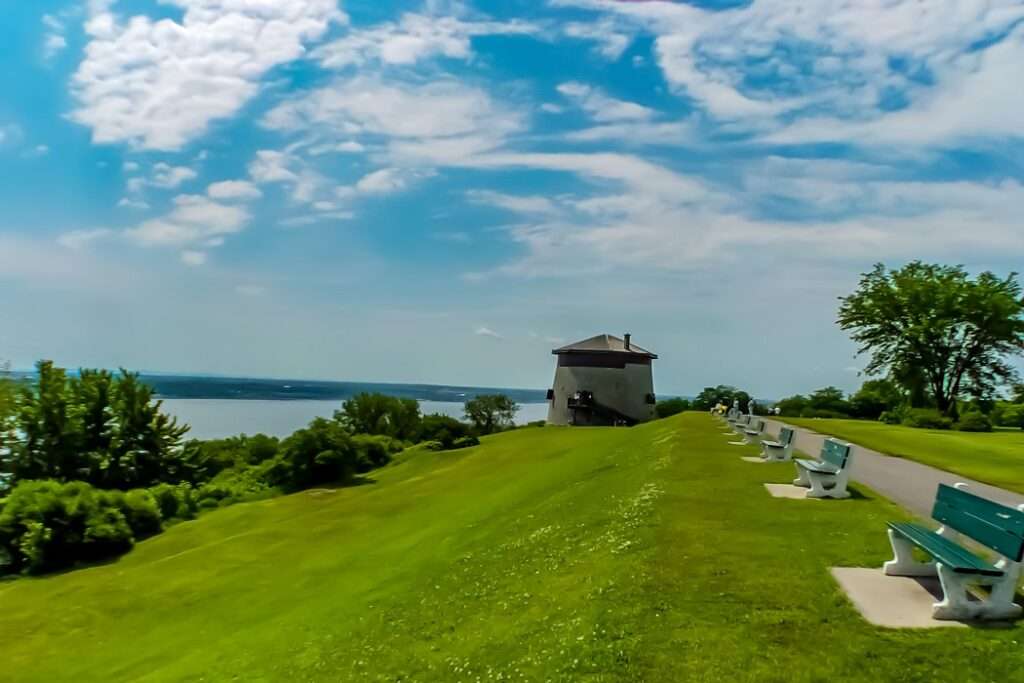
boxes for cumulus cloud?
[57,228,114,250]
[563,19,632,60]
[474,326,503,339]
[557,81,654,122]
[557,0,1024,145]
[150,163,198,189]
[71,0,345,150]
[207,180,263,201]
[180,250,208,266]
[125,194,250,248]
[314,12,537,69]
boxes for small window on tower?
[546,388,555,400]
[645,393,656,405]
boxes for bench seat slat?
[795,458,838,474]
[887,522,1003,576]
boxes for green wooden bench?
[760,426,794,461]
[792,438,853,499]
[884,483,1024,620]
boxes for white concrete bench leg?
[883,529,937,577]
[932,563,975,620]
[982,560,1024,620]
[804,470,850,499]
[792,464,811,488]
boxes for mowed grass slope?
[2,414,1022,682]
[782,417,1024,493]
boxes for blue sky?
[2,0,1023,397]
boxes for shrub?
[116,489,163,538]
[196,467,272,508]
[992,403,1024,429]
[525,420,546,428]
[421,440,445,452]
[0,480,134,575]
[352,434,404,470]
[276,418,359,490]
[147,482,197,521]
[418,414,471,448]
[955,412,993,432]
[655,398,690,418]
[901,408,953,430]
[878,409,904,425]
[452,435,480,449]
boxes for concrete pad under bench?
[763,483,818,499]
[831,568,972,629]
[741,456,766,463]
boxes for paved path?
[761,418,1024,517]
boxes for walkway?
[761,418,1024,517]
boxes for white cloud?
[557,81,653,122]
[335,141,365,153]
[180,250,207,266]
[564,19,632,60]
[265,76,522,142]
[207,180,262,201]
[126,194,249,248]
[557,0,1024,145]
[43,34,68,60]
[117,197,150,210]
[466,190,560,216]
[151,163,198,189]
[57,228,113,250]
[71,0,345,150]
[314,12,537,69]
[123,161,140,173]
[249,150,299,184]
[474,326,503,339]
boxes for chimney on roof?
[624,333,631,350]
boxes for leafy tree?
[838,262,1024,418]
[8,362,189,489]
[464,394,518,435]
[655,397,690,418]
[336,393,421,441]
[692,385,751,412]
[418,413,471,448]
[807,386,851,415]
[0,361,18,478]
[849,379,904,419]
[1010,383,1024,404]
[774,394,809,417]
[274,418,358,490]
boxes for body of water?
[161,399,550,440]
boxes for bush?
[901,408,953,430]
[275,418,359,491]
[418,414,472,448]
[147,482,197,521]
[117,489,163,538]
[878,409,904,425]
[955,412,993,432]
[452,435,480,449]
[992,402,1024,429]
[421,440,445,452]
[352,434,404,470]
[0,480,135,574]
[196,467,272,509]
[655,398,690,418]
[524,420,546,428]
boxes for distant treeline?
[7,371,548,404]
[0,361,529,576]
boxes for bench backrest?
[748,418,762,431]
[931,484,1024,561]
[778,427,794,446]
[819,438,851,469]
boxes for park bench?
[884,483,1024,620]
[760,426,795,461]
[729,414,750,433]
[792,438,853,498]
[742,418,765,444]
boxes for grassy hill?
[781,417,1024,493]
[1,414,1022,682]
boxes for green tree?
[8,362,189,489]
[774,394,809,417]
[275,418,358,490]
[838,262,1024,418]
[0,361,17,478]
[693,385,751,412]
[849,378,904,419]
[464,394,518,435]
[655,397,690,418]
[807,386,851,415]
[336,393,421,441]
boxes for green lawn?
[782,417,1024,493]
[1,414,1022,682]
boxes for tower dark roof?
[552,334,657,359]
